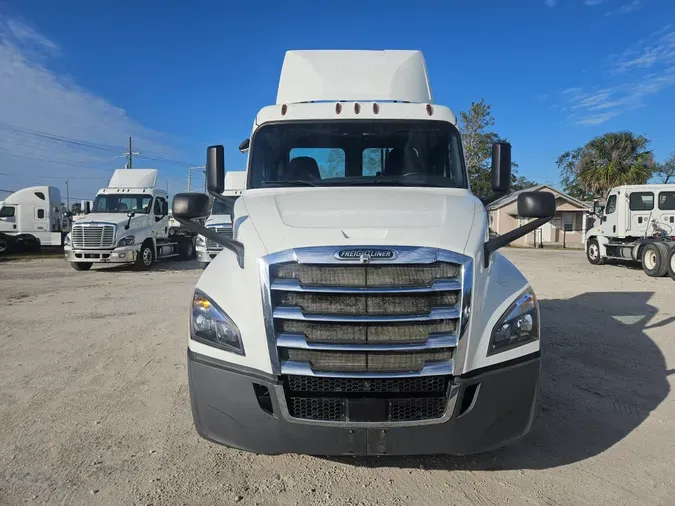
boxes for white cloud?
[562,27,675,125]
[584,0,610,6]
[545,0,558,7]
[606,0,644,16]
[0,16,189,201]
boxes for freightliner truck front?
[172,50,556,456]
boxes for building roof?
[487,184,591,211]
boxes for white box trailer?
[196,171,246,268]
[169,49,557,456]
[0,185,68,252]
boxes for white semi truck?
[196,171,246,269]
[0,185,69,253]
[170,50,556,456]
[64,168,195,271]
[584,184,675,279]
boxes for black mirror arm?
[173,216,245,268]
[484,216,552,268]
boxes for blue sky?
[1,0,674,202]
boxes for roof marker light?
[354,103,361,114]
[373,103,379,114]
[336,103,342,114]
[281,104,287,115]
[426,104,434,116]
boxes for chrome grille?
[71,224,115,248]
[206,225,232,249]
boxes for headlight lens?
[64,234,71,246]
[117,235,135,247]
[196,235,205,246]
[488,289,539,356]
[191,291,244,355]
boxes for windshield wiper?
[261,180,317,187]
[337,179,443,187]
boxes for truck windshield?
[248,120,467,189]
[93,194,153,213]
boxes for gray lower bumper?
[65,247,138,263]
[197,249,220,262]
[187,350,541,456]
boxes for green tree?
[459,98,535,198]
[558,132,655,199]
[654,153,675,184]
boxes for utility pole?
[187,166,205,192]
[122,136,140,169]
[65,180,70,210]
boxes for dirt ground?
[0,249,673,506]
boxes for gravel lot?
[0,249,673,505]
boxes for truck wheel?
[199,262,209,270]
[71,262,92,271]
[178,238,194,261]
[135,241,154,270]
[668,246,675,281]
[586,238,604,265]
[641,242,669,277]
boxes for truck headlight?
[64,234,71,246]
[196,235,205,247]
[116,235,135,247]
[488,289,539,356]
[191,290,244,355]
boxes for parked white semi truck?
[584,184,675,279]
[64,168,195,271]
[196,171,246,269]
[0,185,69,253]
[171,50,556,456]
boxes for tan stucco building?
[487,185,592,248]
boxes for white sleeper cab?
[171,50,557,456]
[64,169,195,271]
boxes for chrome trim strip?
[270,278,461,294]
[280,360,454,377]
[258,257,281,375]
[273,306,460,322]
[276,333,458,351]
[454,254,473,375]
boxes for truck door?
[627,191,654,236]
[0,205,17,232]
[153,197,169,238]
[658,191,675,234]
[600,193,618,238]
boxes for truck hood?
[240,187,482,255]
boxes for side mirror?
[238,138,250,154]
[484,191,556,267]
[207,145,225,194]
[517,191,556,219]
[172,193,210,220]
[491,142,511,193]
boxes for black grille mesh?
[284,349,452,372]
[277,292,457,315]
[389,398,447,421]
[279,320,456,344]
[289,398,344,421]
[273,262,460,287]
[286,375,447,393]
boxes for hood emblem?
[334,248,398,263]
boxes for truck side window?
[658,191,675,210]
[605,195,617,214]
[629,192,654,211]
[154,197,165,215]
[37,209,45,219]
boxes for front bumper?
[187,349,541,456]
[64,245,139,264]
[196,249,220,263]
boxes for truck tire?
[135,241,154,271]
[641,242,669,277]
[586,238,604,265]
[178,238,194,261]
[667,246,675,281]
[71,262,92,271]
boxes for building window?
[563,213,574,232]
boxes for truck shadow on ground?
[329,291,672,471]
[93,260,203,273]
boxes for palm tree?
[576,132,655,198]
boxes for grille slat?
[72,224,115,248]
[206,226,232,249]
